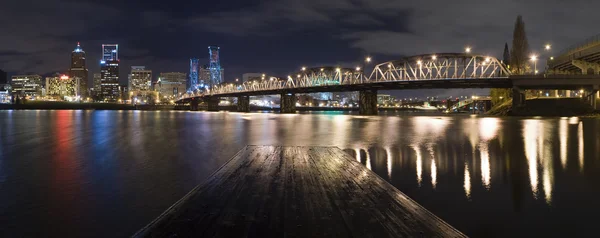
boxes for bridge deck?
[134,145,466,238]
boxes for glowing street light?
[235,78,239,82]
[545,44,551,50]
[432,55,437,60]
[417,60,422,65]
[485,57,491,62]
[365,57,372,63]
[356,66,361,71]
[320,68,324,71]
[336,68,341,72]
[550,56,554,60]
[301,67,306,71]
[465,47,471,53]
[530,55,538,74]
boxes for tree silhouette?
[510,15,530,75]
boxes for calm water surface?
[0,110,599,237]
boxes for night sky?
[1,0,597,97]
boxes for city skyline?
[2,0,600,97]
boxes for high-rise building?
[45,74,79,99]
[69,42,88,98]
[101,61,120,101]
[100,44,120,101]
[208,46,223,87]
[129,66,152,91]
[0,69,7,84]
[102,44,118,61]
[199,65,211,88]
[189,58,199,92]
[92,73,101,97]
[156,76,186,100]
[11,75,42,97]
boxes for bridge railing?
[556,33,600,57]
[177,54,510,101]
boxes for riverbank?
[0,101,174,110]
[487,98,597,116]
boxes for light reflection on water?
[0,111,599,237]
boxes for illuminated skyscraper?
[92,73,101,97]
[100,44,119,101]
[102,44,118,61]
[69,42,88,98]
[129,66,152,91]
[188,58,199,92]
[45,74,79,99]
[208,46,223,87]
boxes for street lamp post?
[530,55,538,74]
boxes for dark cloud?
[1,0,598,97]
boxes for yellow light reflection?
[431,158,437,189]
[386,147,392,180]
[578,122,584,172]
[568,117,579,125]
[365,150,372,171]
[559,118,568,169]
[355,148,361,162]
[479,118,500,141]
[524,120,539,198]
[413,145,422,187]
[464,163,471,199]
[480,142,491,189]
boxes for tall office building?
[0,69,7,84]
[129,66,152,91]
[189,58,199,92]
[102,44,118,61]
[45,74,79,99]
[69,42,88,98]
[92,73,101,97]
[11,75,43,97]
[100,44,120,101]
[208,46,223,87]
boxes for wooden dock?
[134,146,466,238]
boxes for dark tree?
[510,15,530,75]
[503,42,511,66]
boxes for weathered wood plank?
[134,146,466,238]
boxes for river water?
[0,110,598,237]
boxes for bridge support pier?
[190,98,199,111]
[237,96,250,112]
[572,60,600,74]
[280,93,297,113]
[359,90,378,115]
[205,97,220,111]
[588,85,599,110]
[512,87,526,108]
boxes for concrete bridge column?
[237,96,250,112]
[589,85,599,110]
[280,93,296,113]
[572,60,600,74]
[512,87,526,108]
[359,90,378,115]
[190,98,199,111]
[205,97,220,111]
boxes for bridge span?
[177,53,600,114]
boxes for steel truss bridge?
[180,53,510,98]
[177,52,600,114]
